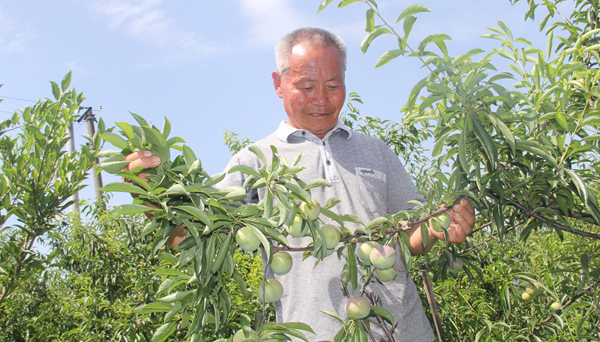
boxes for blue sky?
[0,0,569,207]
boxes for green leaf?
[165,184,188,195]
[228,164,261,177]
[338,0,362,8]
[396,4,431,24]
[370,306,395,324]
[366,216,389,230]
[316,0,335,14]
[158,289,195,303]
[304,179,332,190]
[100,132,129,149]
[96,150,123,158]
[98,160,131,174]
[115,122,135,139]
[432,134,447,157]
[130,112,150,127]
[221,186,247,200]
[403,15,417,38]
[134,302,171,314]
[320,311,344,324]
[324,197,341,209]
[60,71,72,92]
[516,140,558,168]
[284,183,312,203]
[114,204,152,215]
[375,49,403,68]
[458,128,469,173]
[248,145,267,164]
[175,205,211,226]
[50,81,61,100]
[497,20,513,40]
[365,8,375,32]
[361,28,392,54]
[554,112,568,130]
[151,322,177,342]
[471,116,498,170]
[162,116,171,138]
[101,182,148,195]
[453,48,486,66]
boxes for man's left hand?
[429,198,476,244]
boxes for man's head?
[272,28,347,139]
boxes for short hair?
[275,27,347,74]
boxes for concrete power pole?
[77,107,104,203]
[67,122,80,216]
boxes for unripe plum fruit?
[236,226,260,252]
[270,251,293,276]
[449,258,464,274]
[232,329,258,342]
[370,245,396,270]
[357,241,377,266]
[286,215,307,238]
[300,199,321,221]
[526,282,540,295]
[345,296,371,320]
[258,279,283,303]
[550,301,561,311]
[431,212,451,232]
[375,266,396,282]
[320,224,341,249]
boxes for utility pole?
[77,107,104,203]
[66,122,80,217]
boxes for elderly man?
[127,27,475,341]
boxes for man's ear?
[272,71,284,98]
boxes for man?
[126,28,475,341]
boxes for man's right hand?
[123,151,162,184]
[122,151,187,248]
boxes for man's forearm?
[408,223,438,256]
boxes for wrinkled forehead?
[281,43,345,78]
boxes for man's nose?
[311,86,329,106]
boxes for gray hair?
[275,27,347,74]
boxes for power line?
[0,96,36,103]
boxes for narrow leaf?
[396,4,431,23]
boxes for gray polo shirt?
[220,120,434,342]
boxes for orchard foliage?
[319,0,600,340]
[0,72,100,308]
[1,0,599,341]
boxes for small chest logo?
[355,167,386,182]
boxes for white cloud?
[238,0,313,46]
[0,8,34,53]
[90,0,222,61]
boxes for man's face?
[272,43,346,139]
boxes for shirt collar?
[275,120,353,142]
